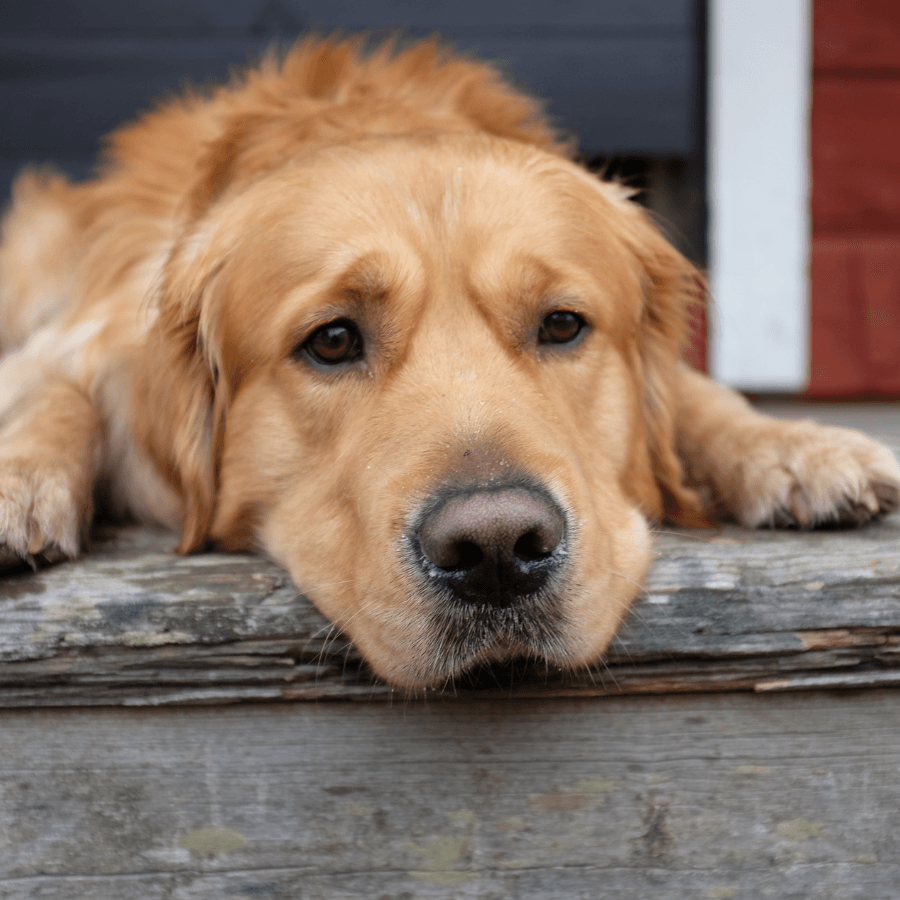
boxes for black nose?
[413,485,567,607]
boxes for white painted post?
[708,0,812,391]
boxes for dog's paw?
[731,421,900,528]
[0,460,86,567]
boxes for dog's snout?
[415,486,567,606]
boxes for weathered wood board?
[2,691,900,899]
[1,512,900,705]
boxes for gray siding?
[0,1,699,195]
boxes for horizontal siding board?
[814,0,900,70]
[0,31,695,194]
[479,35,695,154]
[0,39,274,159]
[809,235,900,396]
[3,0,695,35]
[811,78,900,233]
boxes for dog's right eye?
[538,310,586,346]
[299,319,364,367]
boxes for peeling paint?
[777,818,824,841]
[178,827,248,856]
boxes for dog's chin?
[352,588,598,690]
[365,632,611,693]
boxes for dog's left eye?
[538,310,585,345]
[299,319,364,366]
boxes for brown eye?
[538,310,585,345]
[301,319,363,366]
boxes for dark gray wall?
[0,0,699,198]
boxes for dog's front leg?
[672,365,900,527]
[0,377,102,564]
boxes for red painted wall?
[810,0,900,395]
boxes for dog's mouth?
[413,587,573,685]
[396,555,575,688]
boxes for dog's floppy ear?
[138,226,230,553]
[578,174,708,525]
[620,197,709,525]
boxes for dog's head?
[150,133,703,687]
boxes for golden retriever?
[1,37,898,687]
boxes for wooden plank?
[812,79,900,234]
[1,691,900,898]
[809,236,900,396]
[2,510,900,706]
[814,0,900,71]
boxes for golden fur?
[2,37,898,686]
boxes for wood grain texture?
[2,514,900,706]
[2,692,900,899]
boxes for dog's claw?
[736,424,900,529]
[0,463,84,568]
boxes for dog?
[1,37,898,687]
